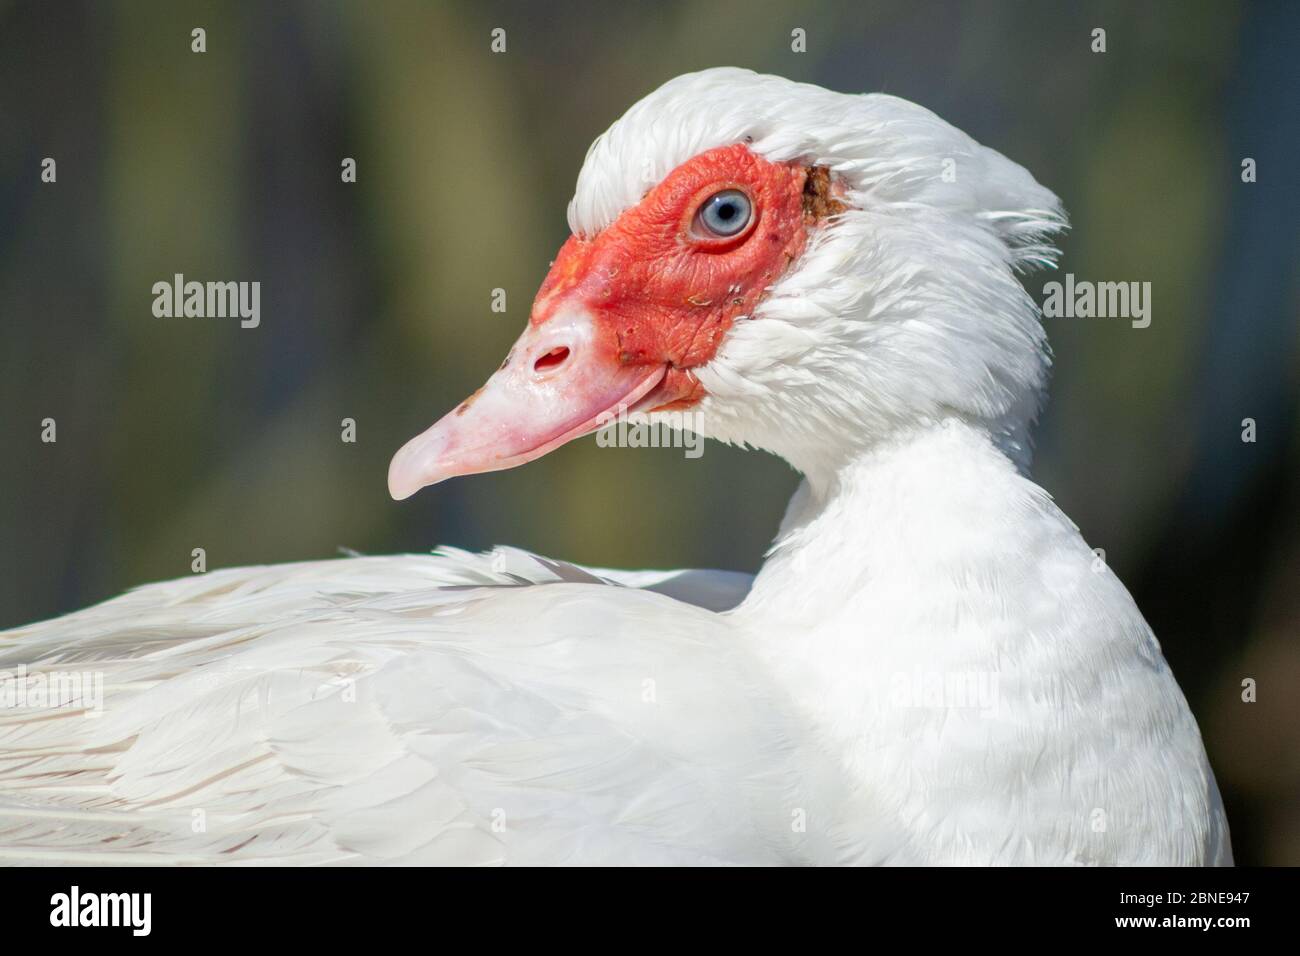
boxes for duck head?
[388,68,1066,500]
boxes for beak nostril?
[533,346,570,373]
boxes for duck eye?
[695,189,752,238]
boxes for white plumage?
[0,68,1231,865]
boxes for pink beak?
[387,307,666,500]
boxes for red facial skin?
[531,144,812,411]
[386,145,826,500]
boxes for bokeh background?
[1,0,1296,864]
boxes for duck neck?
[733,416,1041,791]
[739,417,1026,635]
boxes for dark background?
[1,0,1296,865]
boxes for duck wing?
[0,551,850,865]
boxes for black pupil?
[716,201,736,220]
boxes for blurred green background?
[1,0,1296,864]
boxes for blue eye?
[697,189,752,237]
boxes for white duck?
[0,69,1230,866]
